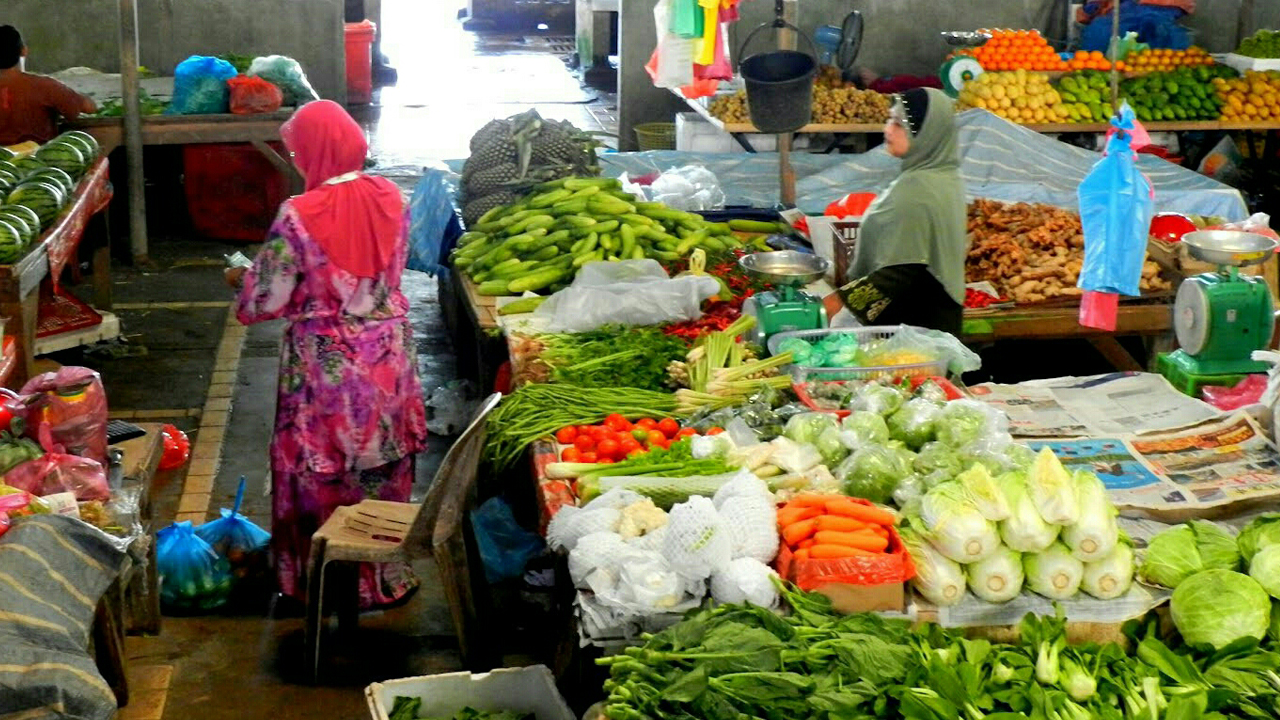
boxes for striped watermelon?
[7,181,65,228]
[10,156,44,179]
[56,132,98,163]
[0,147,14,161]
[0,209,35,246]
[0,172,15,196]
[26,167,74,195]
[0,160,20,179]
[35,142,84,178]
[0,220,22,263]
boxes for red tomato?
[657,418,680,438]
[597,438,621,460]
[561,447,582,462]
[573,435,595,452]
[631,428,651,443]
[589,426,611,442]
[555,426,578,444]
[577,425,594,437]
[579,451,598,463]
[707,427,725,435]
[619,437,642,455]
[646,430,667,447]
[596,457,616,465]
[627,448,647,458]
[675,427,698,439]
[635,418,658,430]
[604,414,633,432]
[652,438,671,451]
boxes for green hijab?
[850,87,968,304]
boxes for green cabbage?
[1004,444,1036,470]
[1140,520,1240,589]
[783,412,839,446]
[919,481,1001,563]
[814,426,849,467]
[1024,542,1084,600]
[840,410,890,448]
[899,519,967,606]
[967,545,1024,603]
[1027,447,1079,525]
[936,401,998,448]
[887,398,943,451]
[851,383,905,416]
[1171,569,1271,650]
[1061,471,1118,562]
[956,463,1011,521]
[893,474,926,508]
[1248,544,1280,599]
[1237,513,1280,564]
[1081,538,1133,600]
[1189,519,1241,571]
[836,445,909,504]
[997,471,1060,553]
[913,442,963,480]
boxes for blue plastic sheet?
[157,521,233,610]
[1077,104,1153,297]
[472,497,544,583]
[166,56,238,115]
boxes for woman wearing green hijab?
[825,87,968,334]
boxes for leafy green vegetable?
[918,481,1001,563]
[1024,542,1084,600]
[887,398,943,451]
[1061,470,1118,562]
[913,442,962,480]
[967,544,1023,603]
[1171,569,1271,650]
[900,518,966,606]
[836,444,910,504]
[389,697,421,720]
[997,471,1060,553]
[935,400,998,448]
[1027,447,1078,525]
[955,463,1011,521]
[1081,536,1134,600]
[783,412,839,446]
[530,325,688,392]
[842,410,891,448]
[1237,513,1280,564]
[1140,520,1240,589]
[1251,544,1280,599]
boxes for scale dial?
[1174,279,1210,356]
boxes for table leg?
[4,285,40,387]
[1088,336,1144,372]
[731,133,757,153]
[92,209,113,311]
[251,140,304,195]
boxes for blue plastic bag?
[167,56,238,115]
[1080,2,1191,52]
[407,170,463,274]
[157,520,233,610]
[1077,102,1153,298]
[471,497,544,583]
[194,477,270,582]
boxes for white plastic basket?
[767,326,949,382]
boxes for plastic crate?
[768,326,949,383]
[365,666,574,720]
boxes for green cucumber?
[727,218,782,234]
[507,268,565,293]
[476,279,512,295]
[497,296,547,315]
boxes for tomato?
[597,457,616,464]
[604,414,633,432]
[573,435,595,452]
[675,427,698,439]
[631,428,651,443]
[577,425,595,437]
[706,427,725,435]
[561,447,582,462]
[627,448,647,458]
[579,451,598,463]
[657,418,680,438]
[635,418,658,430]
[555,426,577,444]
[646,430,667,447]
[596,438,621,460]
[619,437,642,455]
[651,438,671,451]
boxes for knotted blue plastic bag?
[157,520,233,610]
[1077,102,1153,298]
[472,497,544,583]
[194,477,270,584]
[167,56,238,114]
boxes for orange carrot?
[797,538,816,550]
[777,506,821,529]
[815,515,871,533]
[781,518,819,547]
[809,544,876,559]
[794,548,811,562]
[788,494,841,508]
[824,499,897,526]
[814,530,890,552]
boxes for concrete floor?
[74,2,618,717]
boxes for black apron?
[838,263,963,336]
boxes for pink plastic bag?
[4,451,109,501]
[1201,374,1269,412]
[17,367,109,464]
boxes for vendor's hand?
[224,266,247,289]
[823,291,845,319]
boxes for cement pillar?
[618,0,693,151]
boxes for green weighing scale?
[739,251,831,346]
[1158,230,1279,395]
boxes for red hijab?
[280,100,402,278]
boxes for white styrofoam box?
[366,666,575,720]
[1220,53,1280,73]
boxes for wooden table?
[440,271,507,394]
[962,302,1174,372]
[0,157,113,388]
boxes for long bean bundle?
[484,383,678,469]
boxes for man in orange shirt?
[0,25,97,145]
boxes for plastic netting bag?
[247,55,320,106]
[1078,102,1153,298]
[710,557,780,607]
[157,521,233,610]
[167,55,238,115]
[717,493,778,563]
[193,478,270,583]
[17,366,109,464]
[534,259,719,332]
[662,495,731,581]
[228,75,284,115]
[472,496,545,583]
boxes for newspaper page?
[969,373,1221,438]
[923,585,1169,629]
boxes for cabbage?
[899,519,967,606]
[1190,519,1241,571]
[1171,569,1271,650]
[840,410,890,448]
[835,445,909,504]
[1004,444,1036,470]
[955,463,1011,521]
[1139,520,1239,589]
[851,383,905,416]
[967,545,1024,603]
[776,337,815,366]
[997,471,1060,553]
[887,398,944,450]
[815,426,849,467]
[893,474,926,508]
[1248,544,1280,599]
[914,442,963,480]
[1027,447,1079,525]
[1024,542,1084,600]
[1081,539,1134,600]
[783,412,840,446]
[1061,470,1118,562]
[957,434,1018,476]
[919,481,1001,563]
[936,400,1000,448]
[1237,513,1280,564]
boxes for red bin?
[183,143,289,243]
[345,20,377,105]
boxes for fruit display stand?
[0,157,114,388]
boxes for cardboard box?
[365,666,575,720]
[814,581,905,614]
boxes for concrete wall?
[618,0,690,151]
[8,0,346,103]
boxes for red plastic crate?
[183,143,288,243]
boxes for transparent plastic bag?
[609,550,688,610]
[648,166,725,211]
[167,55,237,115]
[228,75,283,115]
[870,326,982,377]
[472,497,545,583]
[425,380,477,435]
[662,496,731,581]
[247,55,320,106]
[710,557,779,607]
[157,520,233,610]
[534,259,719,332]
[887,398,944,451]
[17,366,109,464]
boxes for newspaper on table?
[920,584,1169,629]
[969,373,1221,438]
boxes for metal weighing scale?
[1159,230,1279,393]
[939,31,988,98]
[739,251,831,346]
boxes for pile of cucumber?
[450,177,786,297]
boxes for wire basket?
[767,326,949,384]
[634,122,677,151]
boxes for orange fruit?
[1090,50,1105,61]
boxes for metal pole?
[1109,0,1121,111]
[778,0,797,207]
[118,0,149,264]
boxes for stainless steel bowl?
[1182,230,1278,267]
[739,250,830,286]
[941,31,992,47]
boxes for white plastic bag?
[424,380,477,435]
[569,531,628,589]
[534,259,719,332]
[649,166,726,211]
[613,550,687,610]
[710,558,780,607]
[650,0,695,89]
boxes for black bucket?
[738,21,818,134]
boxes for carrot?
[814,530,890,552]
[809,544,876,559]
[815,515,871,533]
[787,494,841,508]
[781,518,819,547]
[777,506,821,529]
[797,538,816,550]
[794,548,811,562]
[824,499,898,526]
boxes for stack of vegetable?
[510,325,689,392]
[777,495,897,562]
[550,436,740,509]
[901,447,1131,607]
[670,316,794,413]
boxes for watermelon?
[0,205,41,241]
[35,143,84,178]
[7,182,65,227]
[59,131,99,160]
[0,160,20,179]
[0,209,35,246]
[0,172,15,196]
[26,167,74,195]
[10,156,44,178]
[0,147,14,161]
[0,220,23,263]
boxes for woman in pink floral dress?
[228,100,428,609]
